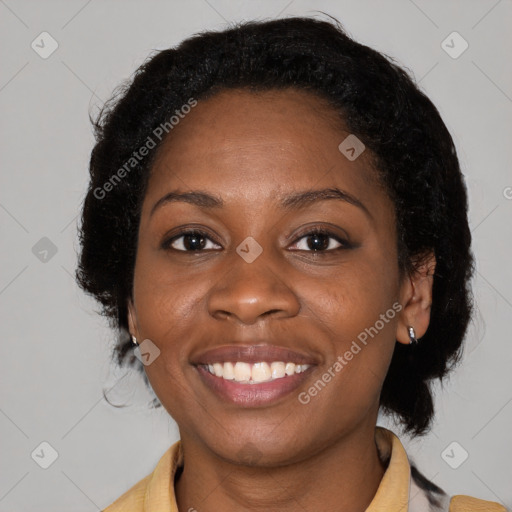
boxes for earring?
[128,309,138,346]
[407,326,418,345]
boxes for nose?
[207,249,301,325]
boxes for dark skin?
[128,88,435,512]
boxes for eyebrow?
[150,187,371,219]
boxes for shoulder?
[102,473,151,511]
[409,463,508,512]
[449,495,509,511]
[101,440,182,511]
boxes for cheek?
[132,257,206,412]
[131,256,210,409]
[306,284,397,417]
[133,248,207,336]
[309,255,399,330]
[302,257,399,391]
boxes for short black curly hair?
[76,16,474,436]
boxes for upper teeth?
[205,361,311,384]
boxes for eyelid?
[289,222,351,243]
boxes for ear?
[127,300,139,339]
[396,251,436,345]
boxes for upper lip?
[191,344,319,365]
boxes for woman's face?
[129,88,408,464]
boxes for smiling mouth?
[192,344,318,406]
[200,361,311,384]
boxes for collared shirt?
[103,427,507,511]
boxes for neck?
[175,423,386,512]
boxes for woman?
[76,16,506,512]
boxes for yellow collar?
[367,427,410,511]
[105,427,412,511]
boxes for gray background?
[1,0,511,510]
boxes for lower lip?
[195,365,314,407]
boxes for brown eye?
[162,230,221,252]
[290,228,350,252]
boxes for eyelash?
[161,227,351,254]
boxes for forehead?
[145,88,383,212]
